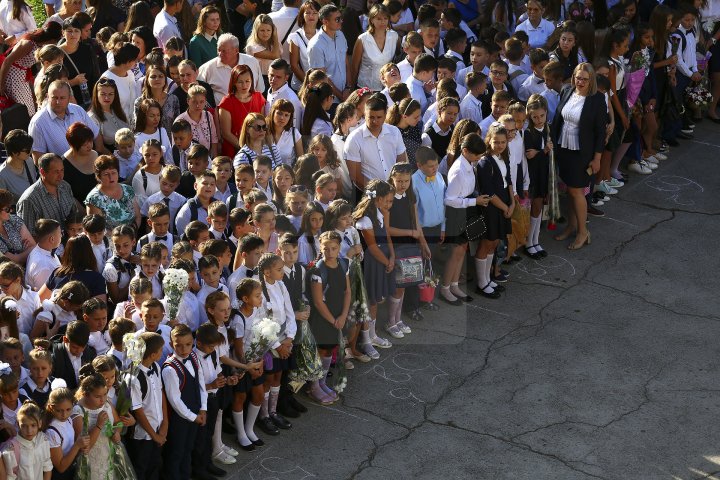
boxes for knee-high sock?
[244,403,261,442]
[232,410,252,447]
[395,293,405,324]
[475,257,486,289]
[260,391,269,418]
[212,409,224,455]
[268,386,280,415]
[387,296,401,327]
[526,216,540,248]
[532,216,542,247]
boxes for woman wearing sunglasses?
[232,112,281,170]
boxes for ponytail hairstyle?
[12,0,30,21]
[28,339,53,369]
[75,372,107,401]
[256,253,283,304]
[293,154,320,191]
[324,199,353,232]
[55,280,91,310]
[446,119,480,165]
[308,134,339,169]
[111,224,137,243]
[599,22,631,60]
[0,296,20,342]
[352,180,395,231]
[88,355,119,390]
[300,203,325,261]
[301,83,333,136]
[298,68,328,105]
[386,98,421,126]
[45,387,75,428]
[332,102,357,136]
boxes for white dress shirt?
[136,325,173,363]
[9,432,52,479]
[265,83,303,130]
[344,123,406,185]
[195,347,221,394]
[198,54,263,105]
[262,279,297,348]
[196,283,229,325]
[88,331,112,356]
[460,92,484,124]
[153,10,183,52]
[161,353,207,422]
[129,362,164,440]
[14,288,40,335]
[508,133,530,196]
[0,0,36,42]
[445,154,477,209]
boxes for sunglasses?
[288,184,308,192]
[251,124,267,131]
[97,77,116,86]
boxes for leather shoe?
[491,283,505,292]
[207,464,226,476]
[252,438,265,447]
[269,413,292,429]
[439,294,462,306]
[475,284,501,299]
[238,442,255,452]
[256,416,279,435]
[277,402,300,418]
[288,395,308,413]
[192,470,216,480]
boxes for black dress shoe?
[269,413,292,429]
[491,283,505,292]
[256,416,280,435]
[277,402,300,418]
[475,284,501,299]
[439,294,462,306]
[457,293,474,302]
[207,464,226,476]
[288,395,308,413]
[238,442,255,452]
[192,470,216,480]
[523,246,541,259]
[252,438,264,447]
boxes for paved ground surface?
[222,124,720,480]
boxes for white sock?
[485,254,496,292]
[260,391,269,418]
[527,216,540,250]
[232,410,252,447]
[387,296,402,327]
[474,258,486,289]
[244,403,261,442]
[395,293,404,325]
[532,216,542,248]
[440,285,458,301]
[359,328,370,345]
[449,281,467,298]
[212,409,224,455]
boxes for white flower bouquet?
[162,268,189,322]
[244,317,281,363]
[347,256,371,325]
[116,333,146,417]
[686,83,713,107]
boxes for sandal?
[554,229,574,241]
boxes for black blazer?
[479,81,517,118]
[550,86,606,164]
[477,155,512,200]
[51,341,97,390]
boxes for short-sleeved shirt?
[273,127,301,166]
[175,110,219,151]
[16,180,77,235]
[85,184,137,230]
[514,18,556,49]
[344,123,406,183]
[28,104,99,156]
[307,29,348,97]
[0,159,38,204]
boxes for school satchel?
[394,244,424,287]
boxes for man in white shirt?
[514,3,556,49]
[269,0,301,61]
[345,96,407,190]
[153,0,184,50]
[198,33,263,105]
[264,59,303,130]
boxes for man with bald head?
[28,80,101,162]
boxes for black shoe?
[475,284,501,299]
[665,138,680,147]
[256,416,279,435]
[269,413,292,429]
[252,438,265,447]
[491,272,508,283]
[457,293,474,302]
[491,283,505,292]
[287,395,307,413]
[207,464,226,476]
[192,470,217,480]
[523,246,541,259]
[677,131,694,139]
[439,294,462,306]
[510,254,522,262]
[277,402,300,418]
[587,205,605,217]
[238,441,255,452]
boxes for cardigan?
[550,86,606,164]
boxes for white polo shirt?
[514,18,556,49]
[344,123,406,184]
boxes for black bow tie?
[536,79,545,84]
[182,356,192,365]
[51,248,58,256]
[147,364,158,376]
[155,235,168,241]
[246,268,257,277]
[204,351,217,360]
[688,28,696,35]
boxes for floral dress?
[4,41,37,116]
[72,402,114,480]
[0,214,25,255]
[84,183,136,230]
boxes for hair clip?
[3,299,17,312]
[0,362,11,377]
[356,87,371,96]
[366,190,377,199]
[51,378,67,391]
[66,292,73,300]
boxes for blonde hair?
[115,128,135,145]
[246,14,277,50]
[314,173,336,191]
[187,83,207,98]
[571,62,597,95]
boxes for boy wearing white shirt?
[505,39,530,95]
[138,202,176,254]
[141,165,187,237]
[107,317,136,370]
[196,256,230,325]
[518,48,549,102]
[458,41,490,87]
[397,32,424,81]
[127,331,167,480]
[459,72,487,124]
[406,54,438,115]
[83,215,111,274]
[136,301,173,363]
[134,243,165,299]
[207,201,229,241]
[443,28,467,74]
[25,219,61,291]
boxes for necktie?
[343,233,352,246]
[425,175,436,183]
[289,267,295,283]
[163,197,170,206]
[155,235,167,241]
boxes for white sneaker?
[601,181,618,195]
[344,358,355,369]
[643,159,658,170]
[213,451,236,465]
[397,321,412,334]
[371,334,393,348]
[222,445,239,457]
[653,152,667,161]
[644,155,659,164]
[628,161,652,174]
[681,128,694,135]
[592,199,604,207]
[606,177,624,188]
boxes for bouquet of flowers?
[76,410,90,480]
[102,420,137,480]
[626,48,651,108]
[288,320,323,392]
[115,334,146,418]
[686,83,713,107]
[346,256,371,325]
[244,316,281,362]
[162,268,188,323]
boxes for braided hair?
[257,253,283,304]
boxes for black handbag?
[464,213,487,241]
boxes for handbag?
[464,213,487,242]
[394,244,423,287]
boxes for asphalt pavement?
[222,122,720,480]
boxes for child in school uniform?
[113,277,152,330]
[82,298,111,356]
[138,202,175,256]
[31,281,90,340]
[252,204,279,254]
[0,367,23,432]
[307,232,351,405]
[82,215,111,274]
[164,258,201,331]
[161,324,208,480]
[196,256,230,325]
[255,253,296,435]
[133,242,165,300]
[136,300,173,366]
[502,111,530,263]
[19,340,54,409]
[1,401,53,479]
[106,318,136,370]
[50,320,97,391]
[127,331,167,480]
[104,225,138,306]
[46,388,88,480]
[0,339,29,390]
[475,124,515,298]
[140,165,187,238]
[132,139,165,210]
[353,180,398,356]
[228,234,265,308]
[297,203,324,266]
[523,98,552,260]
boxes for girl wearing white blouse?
[267,100,303,166]
[442,132,490,306]
[288,1,320,92]
[350,4,399,91]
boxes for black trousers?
[192,394,220,472]
[163,413,198,479]
[127,437,162,480]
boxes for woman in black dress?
[550,63,606,250]
[62,122,99,204]
[476,124,515,299]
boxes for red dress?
[218,91,266,157]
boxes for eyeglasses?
[288,184,308,192]
[574,76,590,83]
[97,78,116,86]
[1,206,15,214]
[251,124,267,131]
[490,70,507,76]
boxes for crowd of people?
[0,0,715,477]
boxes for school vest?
[162,353,201,414]
[425,125,453,158]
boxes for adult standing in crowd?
[288,0,319,92]
[0,188,35,265]
[269,0,301,61]
[308,4,349,105]
[60,15,101,110]
[199,33,263,105]
[16,153,78,236]
[551,63,605,251]
[62,122,100,204]
[28,80,102,162]
[350,4,398,91]
[85,155,140,230]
